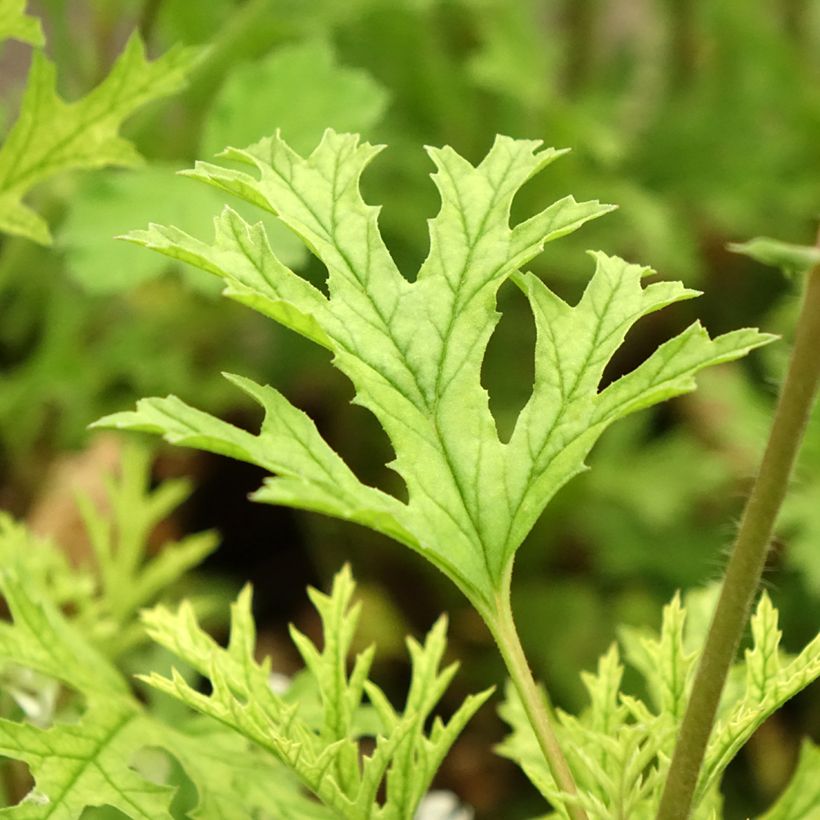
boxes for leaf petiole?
[489,589,589,820]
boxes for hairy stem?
[657,242,820,820]
[489,592,588,820]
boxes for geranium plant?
[1,2,818,816]
[88,129,818,818]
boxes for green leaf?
[0,515,94,611]
[74,441,219,637]
[58,164,307,294]
[202,39,388,157]
[140,565,490,819]
[0,698,175,820]
[97,131,774,615]
[500,590,819,818]
[0,0,43,45]
[729,236,820,277]
[0,35,198,244]
[97,375,415,549]
[0,526,316,819]
[0,568,177,819]
[1,442,220,663]
[698,593,820,802]
[0,567,126,698]
[162,721,334,820]
[619,593,697,727]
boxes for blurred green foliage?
[1,1,819,816]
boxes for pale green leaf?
[0,699,174,820]
[364,616,492,818]
[98,376,415,550]
[162,721,334,820]
[698,593,820,801]
[141,566,488,820]
[120,207,331,345]
[202,39,388,157]
[0,504,325,819]
[0,515,94,610]
[0,568,126,697]
[500,590,818,819]
[0,569,175,819]
[0,35,198,244]
[0,0,43,45]
[70,440,220,658]
[98,131,773,614]
[619,593,697,727]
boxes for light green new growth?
[73,441,219,657]
[141,564,492,819]
[0,442,218,660]
[97,130,773,621]
[498,591,820,819]
[0,21,198,244]
[2,495,418,817]
[0,0,42,46]
[0,549,339,819]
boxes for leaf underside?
[96,130,774,613]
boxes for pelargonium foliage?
[99,130,772,620]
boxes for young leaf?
[0,34,198,244]
[0,565,126,698]
[698,593,820,802]
[0,524,331,819]
[162,720,335,820]
[0,514,94,611]
[98,131,774,618]
[619,593,697,728]
[0,442,219,661]
[72,440,220,657]
[499,590,820,818]
[0,0,43,45]
[141,565,491,819]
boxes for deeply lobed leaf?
[0,451,301,819]
[698,593,820,803]
[0,33,198,244]
[499,591,820,818]
[98,130,774,614]
[141,565,491,819]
